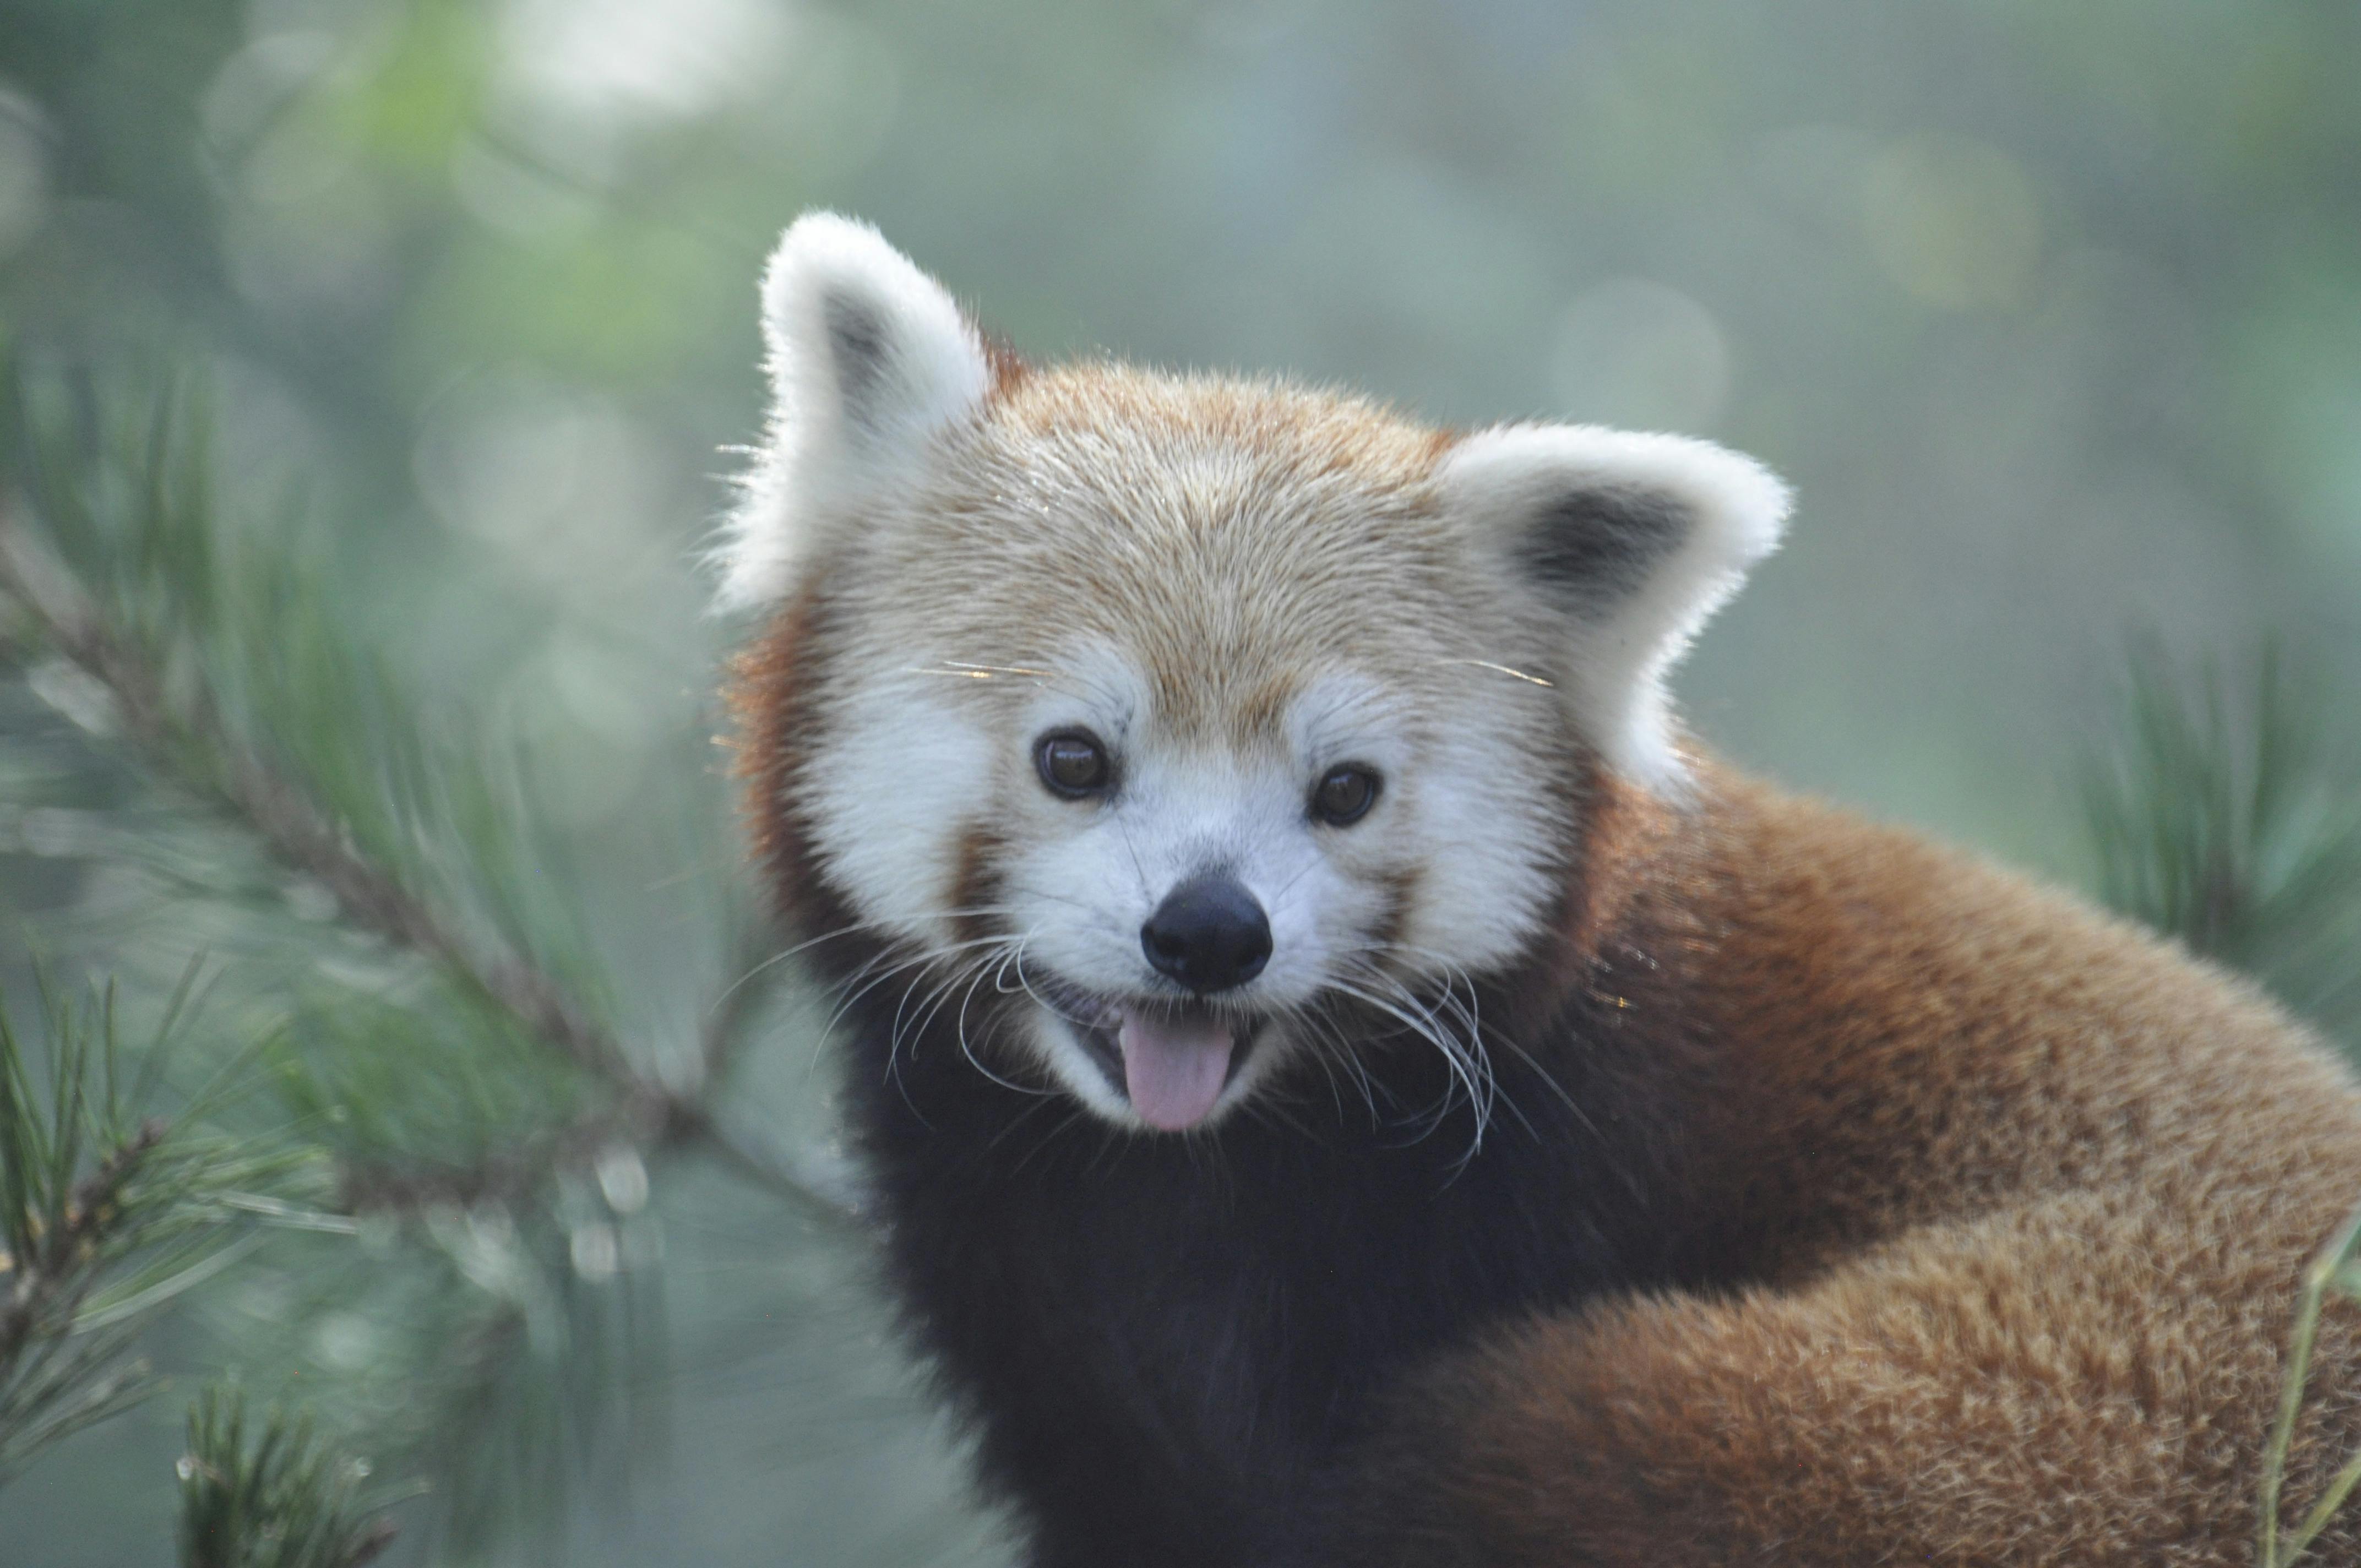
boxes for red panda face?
[722,216,1788,1135]
[782,394,1581,1133]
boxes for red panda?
[720,213,2361,1567]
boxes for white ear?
[712,213,993,612]
[1438,425,1790,793]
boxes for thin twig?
[334,1102,660,1217]
[668,1101,867,1229]
[2286,1448,2361,1566]
[2259,1197,2361,1566]
[0,1119,167,1368]
[0,520,630,1085]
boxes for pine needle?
[177,1386,401,1568]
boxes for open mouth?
[1046,987,1264,1133]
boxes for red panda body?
[1339,767,2361,1565]
[721,215,2361,1565]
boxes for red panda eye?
[1311,765,1380,826]
[1036,731,1112,798]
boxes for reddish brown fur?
[1346,761,2361,1565]
[723,582,825,903]
[946,820,1008,945]
[981,333,1029,394]
[1364,865,1424,961]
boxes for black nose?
[1141,876,1272,993]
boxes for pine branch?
[0,1118,164,1370]
[0,972,339,1485]
[2081,642,2361,1043]
[0,515,640,1095]
[0,364,862,1233]
[178,1387,400,1568]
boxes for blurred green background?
[1,0,2358,1563]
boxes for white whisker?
[1437,657,1555,688]
[1324,972,1492,1163]
[948,934,1053,1097]
[1321,941,1518,1168]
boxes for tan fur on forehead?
[991,361,1449,477]
[831,362,1505,738]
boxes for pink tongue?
[1117,1009,1235,1131]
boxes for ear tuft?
[1439,424,1790,792]
[712,214,993,612]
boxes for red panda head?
[721,215,1788,1135]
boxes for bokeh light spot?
[1550,278,1732,434]
[1861,134,2042,309]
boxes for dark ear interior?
[1516,486,1695,612]
[822,292,893,432]
[1433,423,1788,788]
